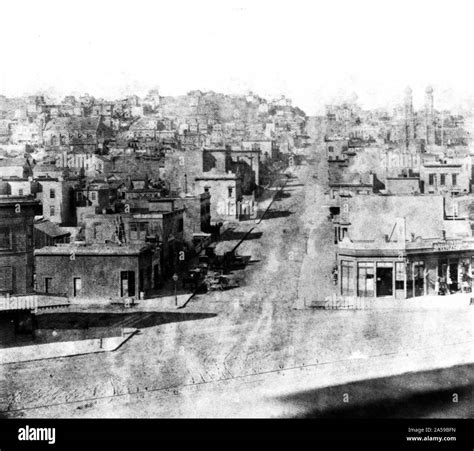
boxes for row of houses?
[0,189,212,300]
[0,144,265,301]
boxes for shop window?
[341,260,354,296]
[395,261,405,290]
[357,262,374,297]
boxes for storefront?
[338,239,474,299]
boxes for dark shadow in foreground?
[260,210,292,220]
[0,312,216,348]
[276,364,473,418]
[37,311,216,330]
[220,230,263,241]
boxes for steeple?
[424,86,435,146]
[403,87,415,150]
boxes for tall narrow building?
[404,86,415,150]
[424,86,435,146]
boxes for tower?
[404,87,415,150]
[424,86,435,146]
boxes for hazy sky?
[1,0,474,115]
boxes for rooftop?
[34,220,70,238]
[342,195,471,244]
[0,195,39,205]
[35,243,151,256]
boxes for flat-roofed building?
[337,195,473,299]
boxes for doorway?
[120,271,135,297]
[414,261,425,297]
[376,266,393,297]
[448,260,459,292]
[73,277,82,297]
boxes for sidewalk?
[65,293,191,311]
[0,329,137,365]
[313,292,473,310]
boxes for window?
[90,191,97,201]
[130,222,148,240]
[18,188,24,196]
[228,187,233,198]
[50,188,56,199]
[73,277,82,297]
[0,266,13,291]
[395,261,405,290]
[428,174,436,185]
[50,205,55,216]
[130,222,138,240]
[204,186,210,193]
[44,277,53,294]
[139,222,148,238]
[27,226,33,248]
[93,223,101,240]
[328,146,334,152]
[440,174,446,186]
[178,218,184,232]
[0,227,12,249]
[148,222,161,238]
[357,262,375,297]
[341,260,354,296]
[452,174,457,186]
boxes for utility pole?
[172,273,178,307]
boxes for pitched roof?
[34,220,70,238]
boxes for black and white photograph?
[0,0,472,448]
